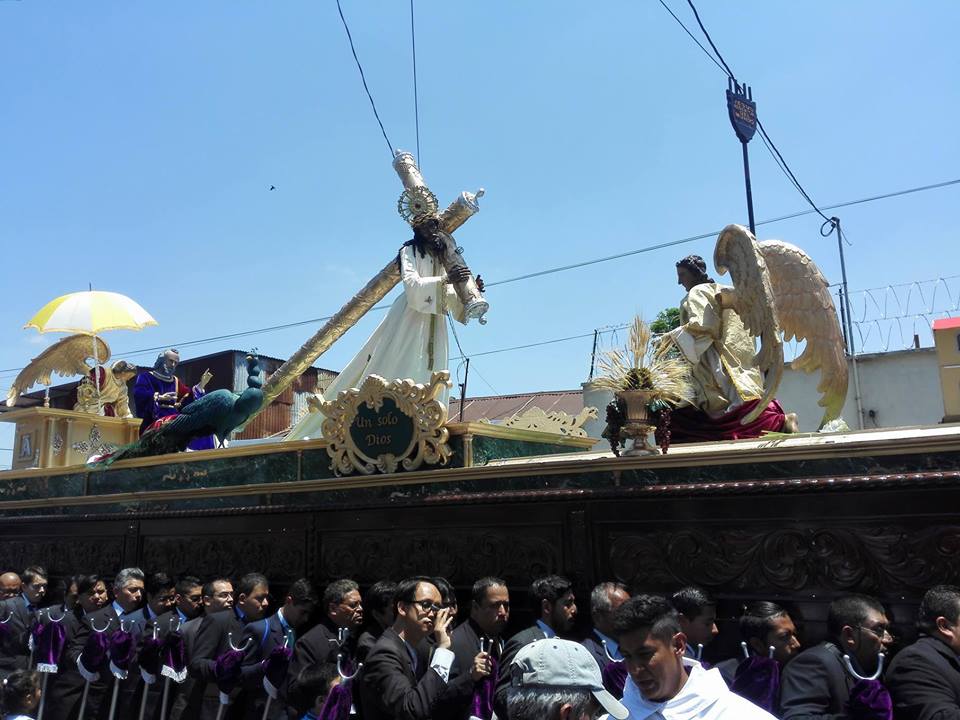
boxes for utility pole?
[829,216,865,429]
[726,78,757,235]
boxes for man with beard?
[132,349,214,450]
[359,576,457,720]
[435,577,508,720]
[287,578,363,712]
[495,575,577,718]
[190,573,270,720]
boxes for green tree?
[650,307,681,334]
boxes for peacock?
[95,354,264,465]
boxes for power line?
[664,0,835,225]
[683,0,737,80]
[0,177,955,379]
[335,0,394,156]
[487,178,960,288]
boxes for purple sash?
[316,679,353,720]
[731,656,780,713]
[846,679,893,720]
[601,660,628,699]
[469,657,498,720]
[32,619,68,673]
[160,630,188,682]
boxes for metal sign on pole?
[726,78,757,235]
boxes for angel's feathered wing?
[6,334,111,407]
[758,239,848,428]
[714,224,784,424]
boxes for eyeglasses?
[409,600,443,614]
[858,624,892,640]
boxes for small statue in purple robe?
[133,349,215,451]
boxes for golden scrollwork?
[319,371,453,476]
[481,406,599,438]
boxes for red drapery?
[669,399,786,443]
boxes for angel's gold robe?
[667,282,764,416]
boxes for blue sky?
[1,2,958,464]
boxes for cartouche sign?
[319,372,453,475]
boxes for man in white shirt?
[614,595,775,719]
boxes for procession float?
[2,148,959,667]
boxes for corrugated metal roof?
[448,390,583,423]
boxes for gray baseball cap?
[510,638,629,719]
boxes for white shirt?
[620,659,776,720]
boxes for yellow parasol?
[24,290,157,411]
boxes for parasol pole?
[88,286,103,415]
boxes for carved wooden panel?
[1,537,124,577]
[140,534,307,581]
[319,528,561,586]
[607,524,960,597]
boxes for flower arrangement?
[592,316,691,404]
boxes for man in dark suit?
[43,574,110,720]
[435,576,508,720]
[0,565,47,680]
[68,567,147,720]
[360,575,464,720]
[781,593,892,719]
[190,572,270,720]
[582,581,631,670]
[287,578,364,712]
[357,581,397,663]
[494,574,577,718]
[239,578,317,720]
[168,577,233,720]
[886,584,960,720]
[137,572,185,720]
[671,586,719,663]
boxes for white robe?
[286,245,464,441]
[618,659,776,720]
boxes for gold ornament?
[397,186,439,225]
[319,371,453,476]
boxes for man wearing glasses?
[780,593,893,719]
[360,575,473,720]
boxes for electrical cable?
[0,178,954,378]
[665,0,838,226]
[335,0,394,156]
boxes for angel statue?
[661,224,848,442]
[5,334,137,417]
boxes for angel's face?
[677,266,698,291]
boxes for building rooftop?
[447,389,583,423]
